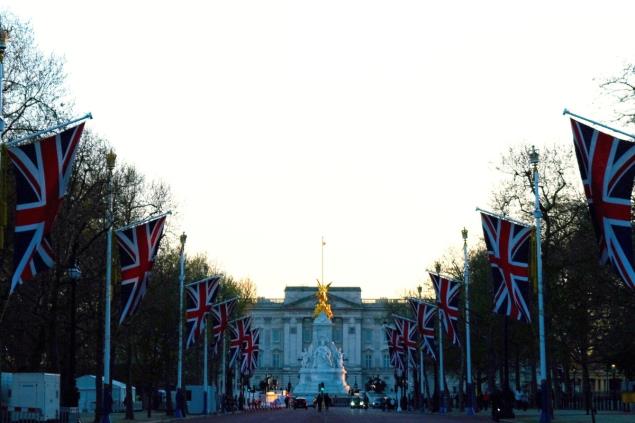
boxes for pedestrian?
[284,395,289,409]
[324,393,330,411]
[317,393,323,412]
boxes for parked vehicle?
[349,396,367,409]
[292,397,308,409]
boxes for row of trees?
[0,12,256,421]
[389,78,635,412]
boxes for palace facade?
[247,286,403,391]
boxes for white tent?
[76,375,140,413]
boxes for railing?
[361,298,407,304]
[0,410,44,423]
[256,298,284,304]
[557,393,632,412]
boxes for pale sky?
[3,0,634,299]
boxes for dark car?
[292,397,308,409]
[370,396,386,408]
[349,396,368,409]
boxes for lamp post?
[0,27,8,135]
[64,263,81,408]
[530,146,550,423]
[611,364,616,410]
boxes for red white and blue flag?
[241,328,260,375]
[393,315,419,367]
[8,123,85,293]
[429,273,461,345]
[570,118,635,289]
[480,212,532,322]
[185,276,221,349]
[115,215,167,324]
[228,316,252,366]
[384,325,404,372]
[408,298,436,360]
[211,297,237,353]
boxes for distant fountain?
[293,282,350,395]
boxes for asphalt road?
[185,408,494,422]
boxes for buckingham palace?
[247,286,402,391]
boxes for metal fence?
[0,408,81,423]
[557,393,633,412]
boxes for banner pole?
[175,233,186,417]
[463,228,475,415]
[563,108,635,140]
[531,147,551,423]
[102,151,116,423]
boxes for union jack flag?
[570,118,635,289]
[241,328,260,375]
[384,325,404,371]
[408,298,436,360]
[185,276,221,349]
[211,297,237,354]
[8,123,85,293]
[429,273,461,345]
[115,215,167,324]
[393,315,418,367]
[228,316,252,366]
[480,212,532,322]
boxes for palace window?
[290,327,297,335]
[272,352,281,368]
[364,353,373,369]
[272,328,281,343]
[348,326,356,335]
[363,328,373,344]
[383,353,390,368]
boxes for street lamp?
[65,262,81,407]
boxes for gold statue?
[313,280,334,319]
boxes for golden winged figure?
[313,279,334,319]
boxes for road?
[184,408,494,422]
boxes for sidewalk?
[501,409,635,423]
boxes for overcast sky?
[3,0,634,299]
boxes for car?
[370,396,386,408]
[292,397,308,409]
[349,396,368,409]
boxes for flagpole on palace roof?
[176,233,187,418]
[102,150,116,423]
[531,147,551,423]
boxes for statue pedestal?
[293,312,350,396]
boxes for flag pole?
[0,27,7,136]
[434,265,447,415]
[176,233,186,418]
[462,228,475,416]
[203,320,208,414]
[102,150,116,423]
[563,108,635,140]
[475,207,532,228]
[530,146,551,423]
[115,210,172,232]
[5,112,93,147]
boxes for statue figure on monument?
[313,280,334,319]
[313,339,333,369]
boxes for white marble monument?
[293,311,350,395]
